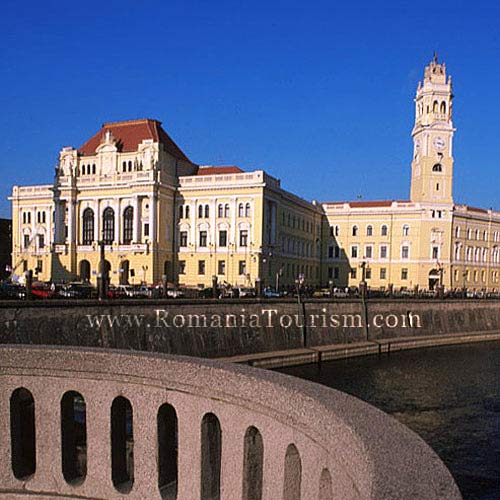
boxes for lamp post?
[97,240,109,300]
[296,273,307,347]
[359,260,368,298]
[436,261,445,299]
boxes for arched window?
[128,161,133,172]
[201,413,221,500]
[123,207,134,244]
[242,426,263,500]
[366,225,373,236]
[102,208,115,245]
[283,444,301,500]
[245,203,251,217]
[204,205,210,218]
[440,101,446,114]
[381,224,388,236]
[224,204,230,218]
[318,468,333,500]
[218,204,223,218]
[432,163,443,172]
[179,206,184,219]
[185,205,190,218]
[198,205,203,218]
[92,164,96,174]
[158,404,178,497]
[111,396,134,492]
[61,391,87,484]
[122,161,127,172]
[352,225,358,237]
[79,260,91,282]
[87,165,91,175]
[82,208,94,245]
[238,203,244,217]
[433,100,439,112]
[10,388,36,479]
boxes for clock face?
[433,136,446,150]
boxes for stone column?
[133,196,140,243]
[220,418,245,500]
[150,193,157,243]
[114,199,120,244]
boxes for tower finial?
[433,51,438,63]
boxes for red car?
[31,282,56,299]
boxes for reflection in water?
[278,341,500,500]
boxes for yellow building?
[9,119,322,289]
[8,56,500,292]
[322,56,500,293]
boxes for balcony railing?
[0,346,461,500]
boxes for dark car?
[0,282,26,300]
[59,283,96,299]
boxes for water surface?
[278,341,500,500]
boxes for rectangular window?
[328,267,333,279]
[351,245,358,258]
[219,230,227,247]
[199,231,207,247]
[23,234,30,249]
[401,246,409,259]
[179,231,188,247]
[335,246,340,258]
[218,260,226,275]
[328,246,334,258]
[198,260,205,275]
[380,268,387,280]
[432,246,439,259]
[365,245,373,259]
[401,268,408,280]
[144,223,149,237]
[365,268,372,279]
[351,268,357,279]
[178,260,186,274]
[239,260,246,275]
[380,245,387,259]
[36,259,43,273]
[239,230,248,247]
[334,267,340,279]
[23,260,28,272]
[38,234,45,249]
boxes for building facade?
[8,57,500,292]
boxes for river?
[278,341,500,500]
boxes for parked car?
[198,287,219,298]
[31,282,56,299]
[237,287,256,298]
[263,287,280,298]
[166,288,184,298]
[129,285,152,298]
[59,282,95,299]
[0,282,26,300]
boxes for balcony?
[0,346,461,500]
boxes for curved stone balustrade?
[0,345,461,500]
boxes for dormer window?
[432,163,442,172]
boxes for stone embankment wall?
[0,299,498,358]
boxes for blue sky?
[1,0,499,218]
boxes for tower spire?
[433,51,438,63]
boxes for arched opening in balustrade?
[318,468,333,500]
[200,413,221,500]
[111,396,134,492]
[61,391,87,484]
[158,403,178,499]
[242,426,263,500]
[10,387,36,479]
[283,444,301,500]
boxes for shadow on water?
[277,341,500,500]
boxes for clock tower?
[410,54,455,204]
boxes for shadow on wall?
[50,254,77,283]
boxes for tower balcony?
[0,346,461,500]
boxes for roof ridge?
[102,118,160,127]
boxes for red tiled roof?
[78,118,192,162]
[465,205,489,214]
[323,200,410,208]
[196,165,243,175]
